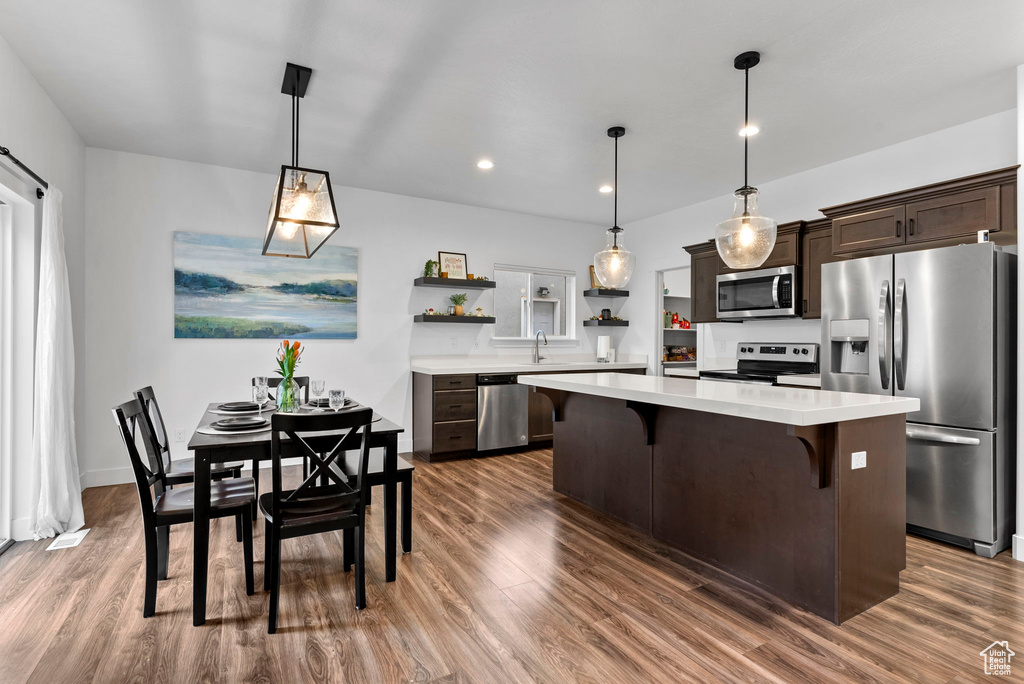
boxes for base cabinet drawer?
[434,390,476,422]
[432,420,476,453]
[434,374,476,390]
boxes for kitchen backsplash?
[698,319,822,369]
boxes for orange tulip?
[292,341,300,351]
[282,339,289,349]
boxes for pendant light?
[594,126,635,289]
[263,63,340,258]
[715,51,777,270]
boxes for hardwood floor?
[2,449,1023,683]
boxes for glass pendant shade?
[263,165,340,258]
[715,188,777,269]
[594,228,636,289]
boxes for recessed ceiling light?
[477,159,494,169]
[599,185,614,193]
[738,125,760,137]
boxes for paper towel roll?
[596,336,610,360]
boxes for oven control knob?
[792,348,799,354]
[801,348,809,355]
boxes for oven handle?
[701,376,775,386]
[772,275,780,309]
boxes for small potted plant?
[424,260,440,278]
[449,293,468,316]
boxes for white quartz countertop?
[519,372,918,427]
[664,367,822,388]
[411,354,648,375]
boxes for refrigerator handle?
[894,278,907,391]
[906,428,981,446]
[878,280,891,390]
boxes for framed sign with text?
[438,251,468,280]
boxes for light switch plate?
[174,428,186,443]
[851,451,867,470]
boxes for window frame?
[491,263,578,347]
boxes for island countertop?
[518,372,918,426]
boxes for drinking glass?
[328,389,346,412]
[311,380,326,411]
[253,384,269,412]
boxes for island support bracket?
[534,387,568,423]
[786,424,832,489]
[625,401,658,446]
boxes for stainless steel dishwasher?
[476,374,528,451]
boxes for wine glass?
[311,380,326,411]
[253,384,269,413]
[328,389,346,412]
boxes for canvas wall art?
[173,231,357,339]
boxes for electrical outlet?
[450,337,458,350]
[473,338,480,349]
[174,428,187,443]
[851,451,867,470]
[716,340,727,354]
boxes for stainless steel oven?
[716,265,798,319]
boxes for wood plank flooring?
[1,449,1023,683]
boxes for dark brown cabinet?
[801,220,839,320]
[528,390,554,442]
[686,247,720,323]
[905,186,999,245]
[832,206,906,255]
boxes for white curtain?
[31,187,83,539]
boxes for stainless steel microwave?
[716,265,798,319]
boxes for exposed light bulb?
[477,159,494,169]
[278,222,301,240]
[599,185,614,193]
[290,192,312,217]
[738,125,760,137]
[738,220,755,247]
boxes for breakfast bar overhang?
[518,373,920,624]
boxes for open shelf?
[663,327,696,332]
[414,277,496,289]
[414,315,496,324]
[584,319,628,327]
[663,361,697,367]
[583,288,628,298]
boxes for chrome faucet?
[533,330,548,363]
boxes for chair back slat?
[253,376,310,405]
[133,386,171,479]
[269,408,373,524]
[112,398,165,520]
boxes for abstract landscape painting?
[173,231,357,339]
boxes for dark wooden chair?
[250,376,311,496]
[134,386,244,486]
[134,386,247,540]
[340,451,414,554]
[113,398,255,618]
[260,407,374,633]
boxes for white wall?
[80,149,607,486]
[1015,66,1024,562]
[0,34,86,540]
[618,109,1019,368]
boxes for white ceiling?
[1,0,1022,225]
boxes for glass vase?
[276,376,301,413]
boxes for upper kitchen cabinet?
[830,206,906,254]
[683,241,720,323]
[801,219,839,319]
[822,166,1017,257]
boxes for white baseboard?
[11,516,32,542]
[1014,533,1024,562]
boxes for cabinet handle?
[449,435,461,439]
[895,220,902,237]
[803,299,808,312]
[450,404,462,408]
[908,218,915,235]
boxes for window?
[492,265,575,342]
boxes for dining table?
[186,401,405,626]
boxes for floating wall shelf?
[414,277,496,289]
[583,288,629,298]
[583,319,628,327]
[414,315,496,324]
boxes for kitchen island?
[518,372,920,624]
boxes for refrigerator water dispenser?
[829,319,870,375]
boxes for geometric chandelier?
[263,63,340,258]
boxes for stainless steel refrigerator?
[821,242,1016,557]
